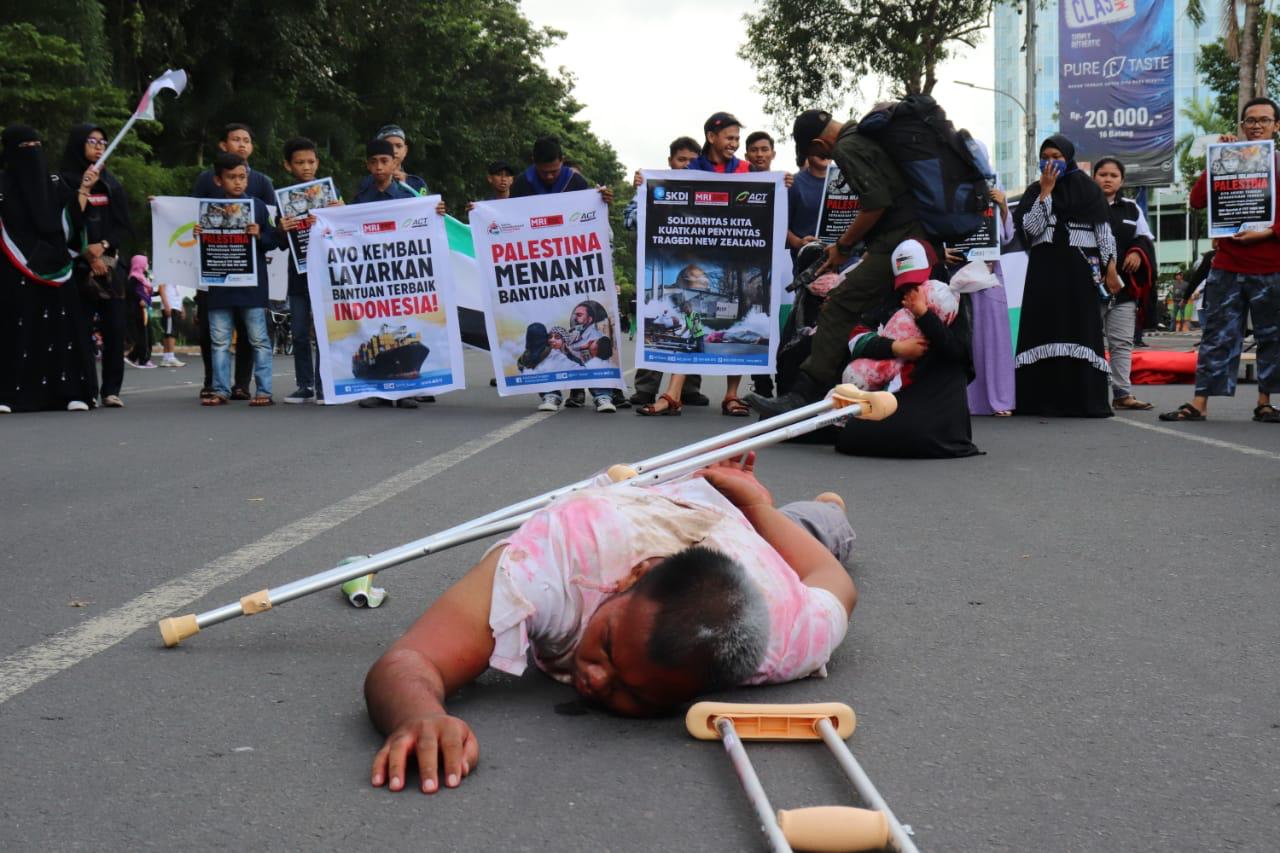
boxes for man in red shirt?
[1162,97,1280,423]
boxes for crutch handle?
[159,614,199,647]
[777,806,890,852]
[686,701,855,741]
[830,384,897,421]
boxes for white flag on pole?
[135,69,188,120]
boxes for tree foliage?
[0,1,625,263]
[740,0,993,122]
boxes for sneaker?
[595,395,616,413]
[628,391,657,406]
[537,396,561,412]
[136,361,157,369]
[161,357,186,367]
[67,400,90,412]
[0,404,11,414]
[611,390,631,409]
[124,358,140,368]
[394,398,419,409]
[680,392,711,406]
[102,395,124,408]
[358,397,391,408]
[284,387,315,404]
[564,390,586,408]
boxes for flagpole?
[93,113,143,173]
[91,69,187,174]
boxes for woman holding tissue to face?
[1012,134,1119,418]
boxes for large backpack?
[857,95,992,242]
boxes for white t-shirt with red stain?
[486,478,848,686]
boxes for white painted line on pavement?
[1112,416,1280,462]
[0,410,549,705]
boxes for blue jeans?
[289,292,316,390]
[210,307,271,398]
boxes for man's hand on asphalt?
[371,713,478,794]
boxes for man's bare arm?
[365,546,503,793]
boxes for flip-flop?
[1114,396,1154,411]
[201,395,229,407]
[250,395,274,407]
[1158,403,1206,422]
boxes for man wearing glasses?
[1161,97,1280,424]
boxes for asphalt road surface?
[2,348,1278,852]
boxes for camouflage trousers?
[1194,269,1280,397]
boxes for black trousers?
[127,301,151,364]
[196,290,253,391]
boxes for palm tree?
[1190,0,1274,114]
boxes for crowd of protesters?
[3,95,1278,440]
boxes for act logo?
[168,222,197,249]
[569,211,598,223]
[401,216,432,229]
[735,191,769,205]
[363,220,396,234]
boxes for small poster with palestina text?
[198,199,256,286]
[275,177,338,274]
[1207,139,1276,238]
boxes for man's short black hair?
[1240,96,1280,121]
[213,151,247,176]
[632,546,767,690]
[532,137,563,165]
[283,137,318,162]
[366,138,395,159]
[745,131,774,150]
[669,136,700,157]
[222,123,254,141]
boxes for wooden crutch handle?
[777,806,891,852]
[686,701,856,741]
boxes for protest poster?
[307,196,465,404]
[634,170,788,376]
[815,161,860,245]
[945,203,1000,262]
[197,199,256,286]
[275,177,338,274]
[469,190,623,396]
[1207,140,1276,238]
[154,196,289,301]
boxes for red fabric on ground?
[1130,349,1197,384]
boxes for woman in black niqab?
[0,125,98,412]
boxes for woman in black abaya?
[1013,134,1119,418]
[0,125,96,413]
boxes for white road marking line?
[0,411,549,705]
[1111,416,1280,462]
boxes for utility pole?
[1025,0,1038,184]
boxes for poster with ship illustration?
[307,196,464,403]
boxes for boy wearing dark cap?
[485,162,514,200]
[355,124,429,197]
[745,107,926,417]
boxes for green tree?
[740,0,993,121]
[1188,0,1273,116]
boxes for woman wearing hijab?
[1013,134,1120,417]
[60,122,134,406]
[126,254,155,369]
[0,125,97,413]
[1092,157,1156,410]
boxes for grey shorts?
[779,500,856,565]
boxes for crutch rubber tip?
[159,614,199,648]
[239,589,272,615]
[777,806,890,853]
[606,464,639,482]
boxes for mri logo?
[1063,0,1134,29]
[168,222,197,249]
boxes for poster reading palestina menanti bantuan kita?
[469,190,623,397]
[635,170,788,376]
[307,196,465,404]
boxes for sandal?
[1253,404,1280,423]
[201,395,229,407]
[1158,403,1206,422]
[1113,396,1154,411]
[250,394,274,407]
[637,393,682,416]
[199,387,217,400]
[721,396,750,417]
